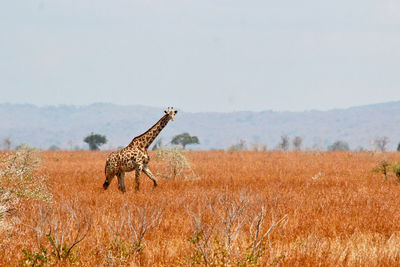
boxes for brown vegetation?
[2,150,400,266]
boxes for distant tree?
[278,135,290,151]
[292,136,303,151]
[397,142,400,152]
[311,142,324,151]
[171,133,199,149]
[84,133,107,151]
[251,143,267,152]
[373,136,390,152]
[48,145,60,151]
[3,136,11,150]
[229,139,247,151]
[355,146,365,152]
[237,139,247,150]
[327,140,350,151]
[152,138,163,151]
[67,140,74,151]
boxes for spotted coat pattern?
[103,108,177,192]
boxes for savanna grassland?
[2,150,400,266]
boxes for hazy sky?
[1,0,400,112]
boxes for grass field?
[1,150,400,266]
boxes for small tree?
[48,145,60,151]
[278,135,289,151]
[227,139,247,152]
[3,137,11,150]
[84,133,107,151]
[327,140,350,151]
[397,142,400,152]
[373,136,390,152]
[292,136,303,151]
[171,133,199,149]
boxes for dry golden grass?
[2,150,400,266]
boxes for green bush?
[373,160,400,183]
[0,146,52,234]
[390,162,400,182]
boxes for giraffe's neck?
[129,114,170,150]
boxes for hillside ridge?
[1,101,399,150]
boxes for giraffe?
[103,107,178,192]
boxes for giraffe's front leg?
[135,168,141,192]
[143,167,158,189]
[117,172,126,193]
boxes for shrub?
[227,139,247,152]
[372,160,391,180]
[184,190,288,265]
[0,147,52,234]
[106,202,163,265]
[155,147,197,180]
[251,143,268,152]
[390,162,400,183]
[372,160,400,183]
[21,203,91,265]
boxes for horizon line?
[0,100,399,114]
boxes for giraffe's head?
[164,107,178,121]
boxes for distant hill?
[0,102,399,151]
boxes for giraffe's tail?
[103,159,115,190]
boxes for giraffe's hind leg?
[117,172,126,193]
[143,167,158,189]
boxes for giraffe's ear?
[174,110,178,115]
[164,110,168,114]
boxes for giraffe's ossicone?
[103,107,178,192]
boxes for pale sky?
[1,0,400,112]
